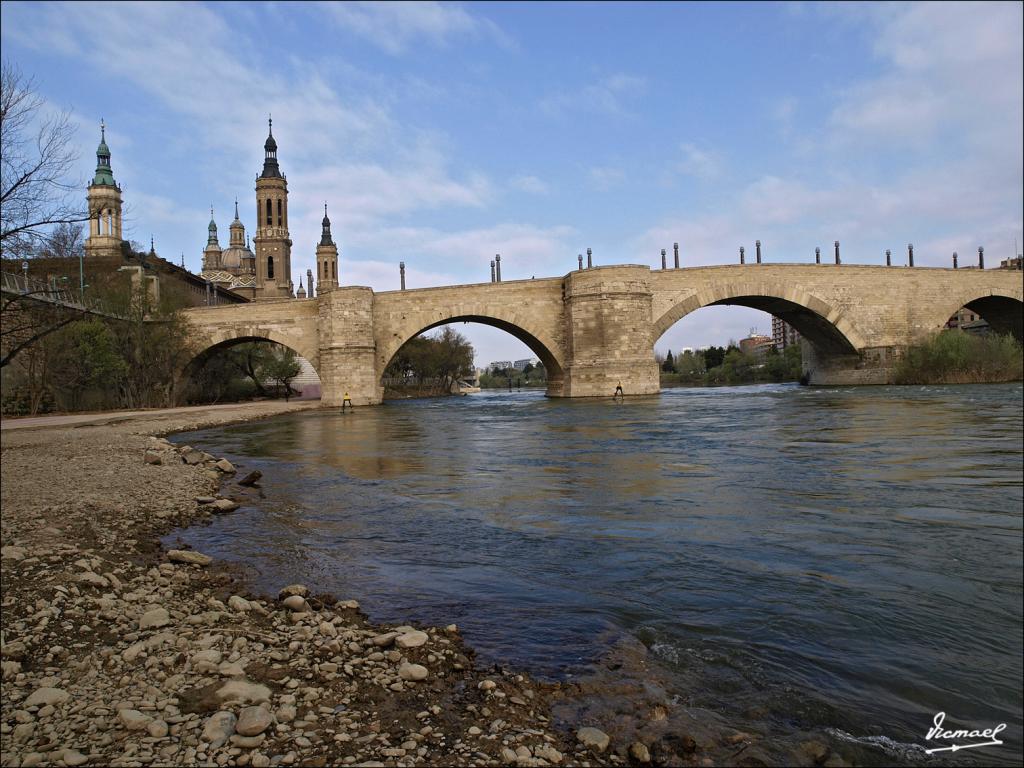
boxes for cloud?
[325,1,510,55]
[588,166,625,191]
[828,2,1023,150]
[509,174,549,195]
[541,73,647,118]
[676,143,722,180]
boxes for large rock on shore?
[138,606,170,629]
[236,705,274,736]
[167,549,213,566]
[201,711,237,748]
[578,727,611,752]
[216,679,271,705]
[24,687,69,707]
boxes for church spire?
[92,119,116,186]
[208,205,219,245]
[261,115,281,178]
[320,202,334,246]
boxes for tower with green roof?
[83,120,125,260]
[82,120,123,262]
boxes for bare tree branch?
[1,59,88,260]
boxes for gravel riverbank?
[1,402,852,768]
[1,403,622,768]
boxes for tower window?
[267,256,275,279]
[332,261,336,279]
[265,199,272,226]
[277,199,282,227]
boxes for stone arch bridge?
[181,264,1024,406]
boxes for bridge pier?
[801,343,899,385]
[317,287,381,406]
[560,266,661,397]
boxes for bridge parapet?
[178,263,1023,402]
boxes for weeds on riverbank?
[894,330,1023,384]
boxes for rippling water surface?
[169,384,1023,765]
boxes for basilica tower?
[253,118,293,299]
[83,120,125,259]
[316,203,339,292]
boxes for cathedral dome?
[219,243,253,270]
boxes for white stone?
[395,631,428,649]
[398,663,429,682]
[24,687,69,707]
[118,708,154,731]
[282,595,307,612]
[147,719,169,738]
[75,571,108,588]
[211,498,240,513]
[215,458,236,473]
[139,607,171,630]
[167,550,213,566]
[201,711,237,748]
[577,727,610,752]
[318,621,337,637]
[228,595,252,612]
[216,679,272,704]
[236,706,274,736]
[629,742,651,763]
[0,546,26,560]
[63,750,89,766]
[122,642,147,662]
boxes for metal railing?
[1,270,125,318]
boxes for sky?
[3,1,1022,367]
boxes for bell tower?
[253,117,293,299]
[83,120,125,259]
[316,202,339,291]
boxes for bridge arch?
[377,309,566,395]
[178,329,321,404]
[186,327,320,376]
[928,288,1024,342]
[652,282,867,355]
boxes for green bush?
[895,330,1023,384]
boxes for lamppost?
[21,260,28,292]
[79,248,85,300]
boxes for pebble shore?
[2,402,848,768]
[0,404,626,768]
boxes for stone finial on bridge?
[739,246,745,265]
[495,254,502,282]
[587,248,593,269]
[815,246,821,264]
[578,254,583,271]
[886,249,892,266]
[490,260,496,282]
[756,240,762,264]
[908,243,914,268]
[978,246,984,269]
[673,242,680,269]
[661,249,666,270]
[307,268,314,298]
[834,240,841,265]
[953,251,958,269]
[399,261,406,290]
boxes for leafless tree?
[1,59,88,260]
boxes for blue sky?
[3,1,1022,366]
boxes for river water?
[169,384,1023,765]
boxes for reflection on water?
[170,383,1023,766]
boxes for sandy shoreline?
[1,401,854,768]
